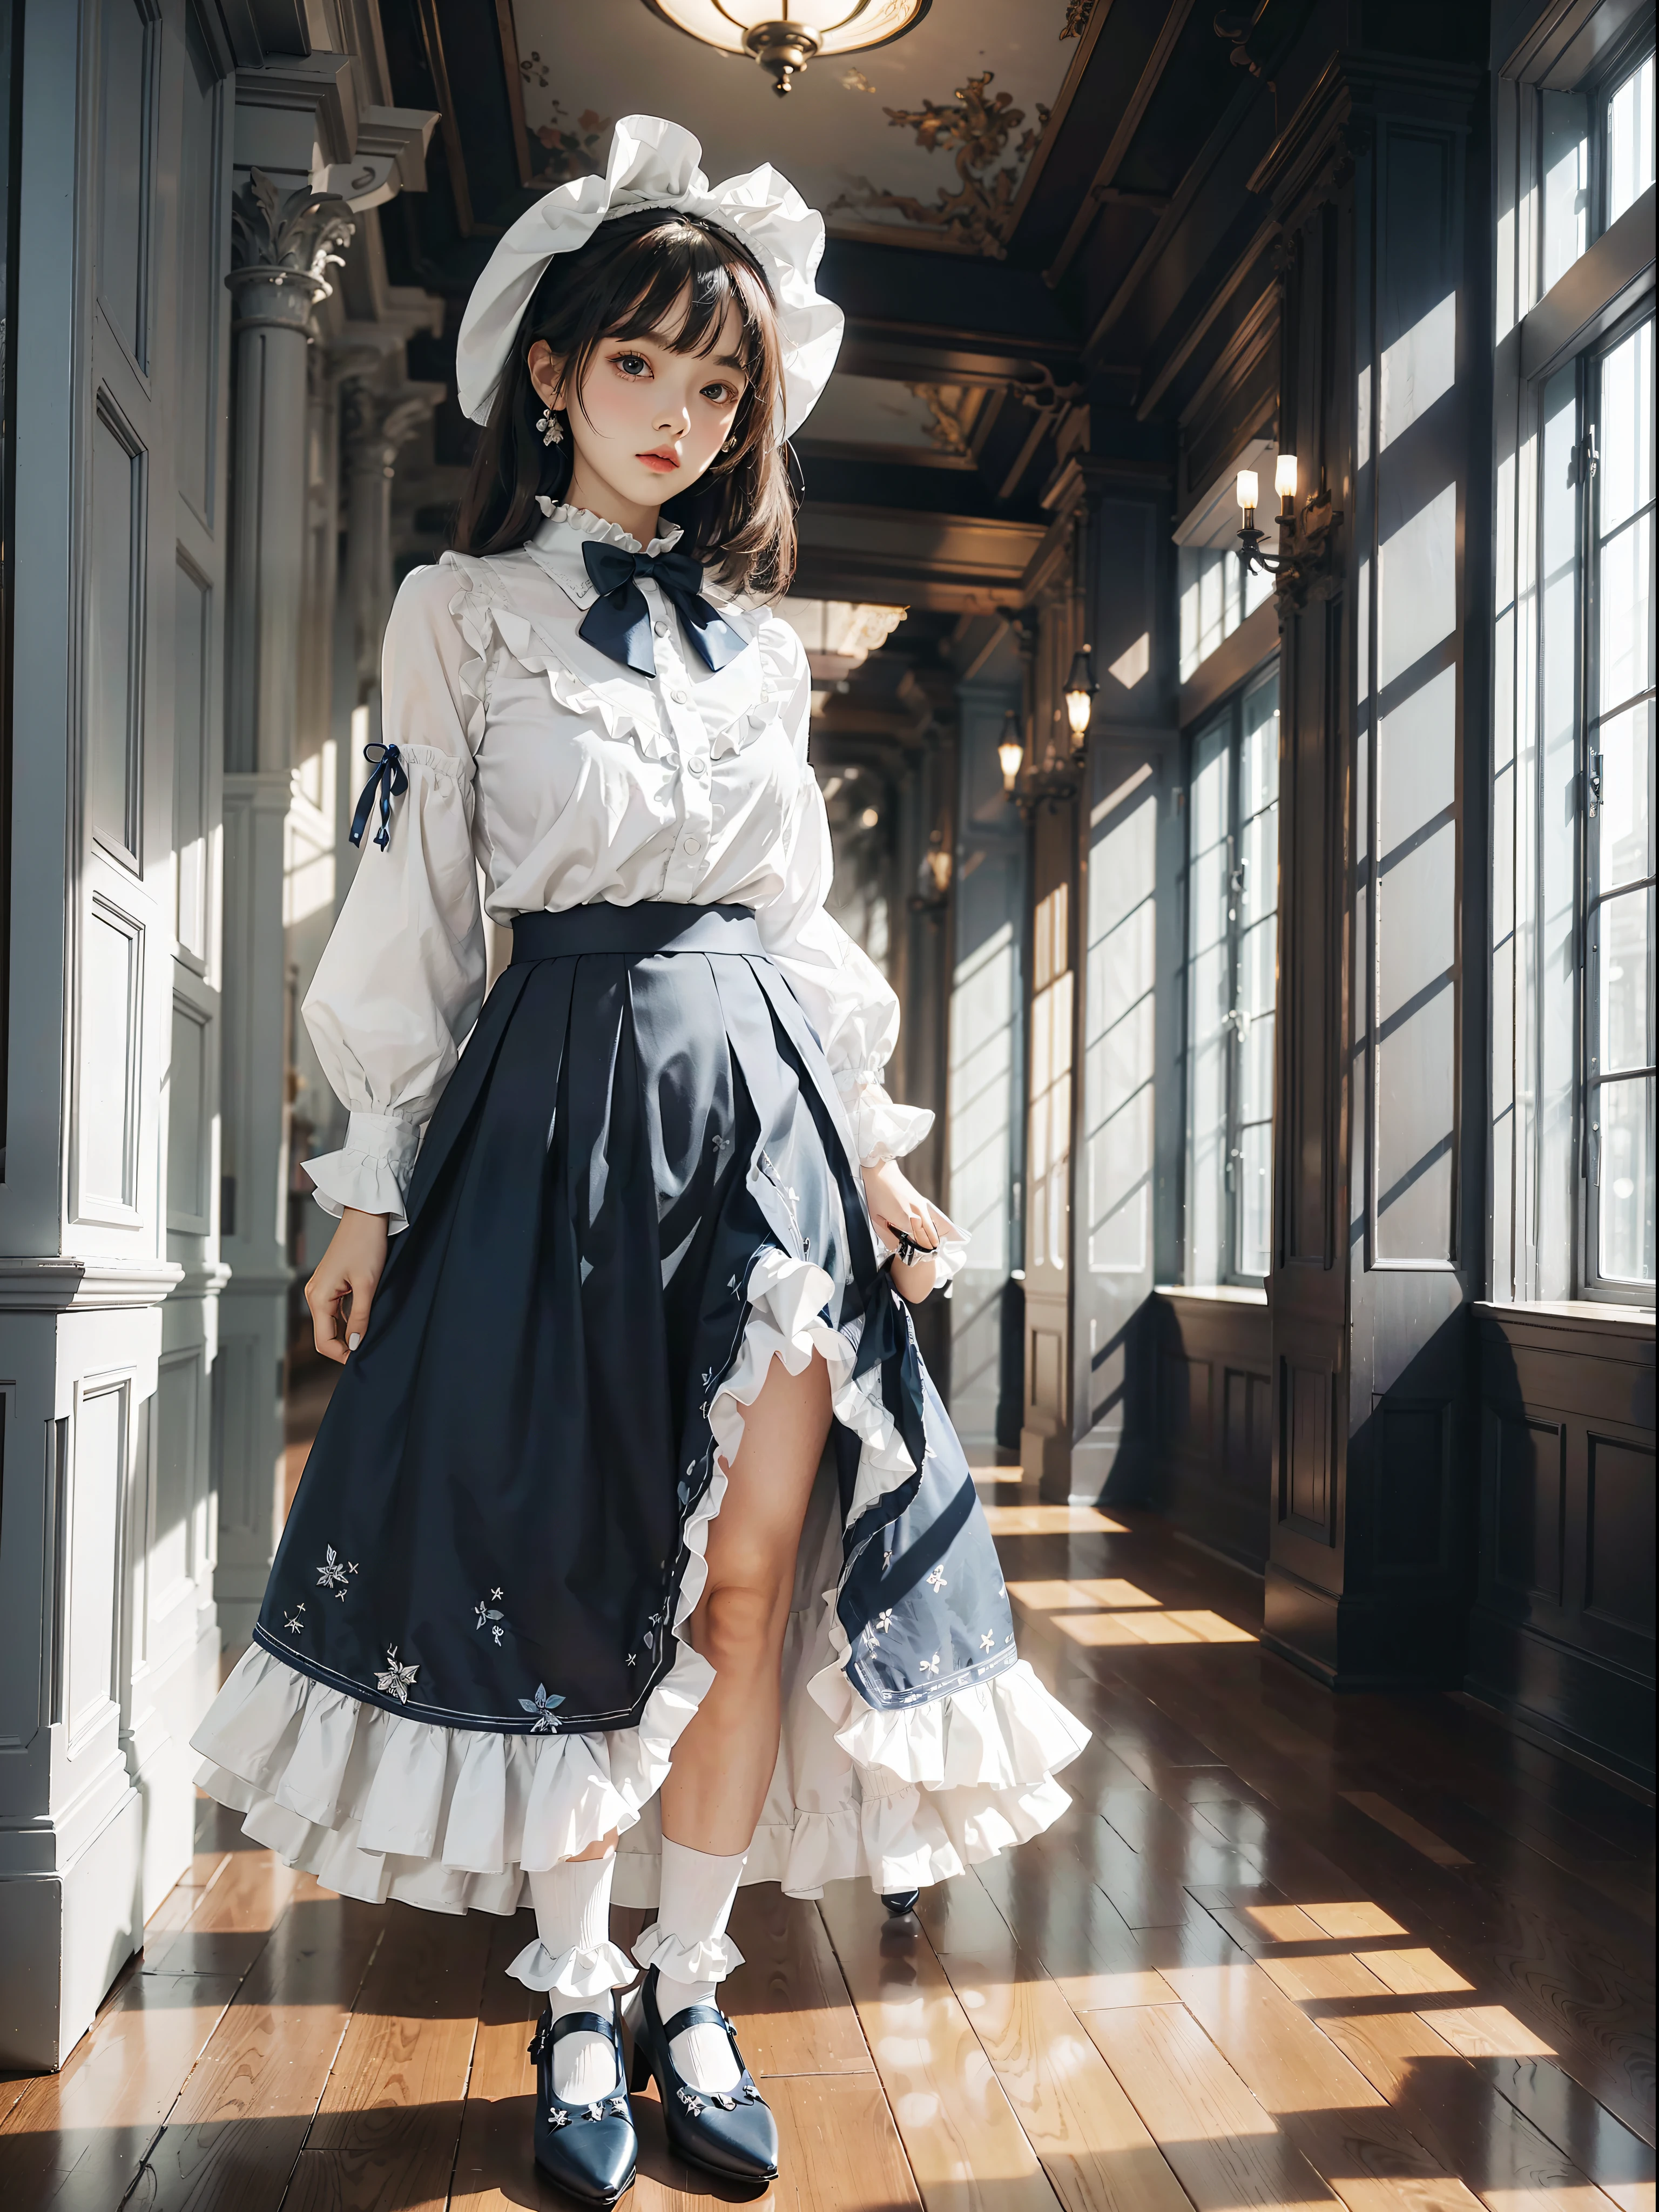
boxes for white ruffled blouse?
[301,502,934,1232]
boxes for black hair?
[453,207,796,597]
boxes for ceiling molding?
[1045,0,1202,286]
[1000,0,1123,239]
[795,438,977,474]
[825,218,999,259]
[794,503,1049,612]
[1135,214,1278,420]
[1084,62,1269,362]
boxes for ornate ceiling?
[507,0,1078,260]
[380,0,1304,615]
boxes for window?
[1178,542,1273,685]
[1183,667,1280,1284]
[1586,312,1655,1286]
[1539,36,1655,301]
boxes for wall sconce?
[997,709,1024,795]
[1063,644,1097,755]
[1237,450,1343,604]
[909,829,953,918]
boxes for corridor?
[5,1495,1650,2209]
[0,0,1651,2199]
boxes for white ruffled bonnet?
[454,114,844,441]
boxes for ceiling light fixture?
[643,1,931,97]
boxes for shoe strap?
[661,2000,731,2042]
[550,2008,621,2046]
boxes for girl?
[192,116,1089,2204]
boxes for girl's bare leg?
[660,1352,833,1850]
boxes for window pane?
[1598,886,1655,1075]
[1599,698,1655,893]
[1599,513,1655,713]
[1599,1074,1656,1283]
[1606,50,1656,227]
[1237,1118,1272,1280]
[1541,89,1590,293]
[1186,721,1231,1280]
[1600,318,1653,536]
[1236,676,1279,1126]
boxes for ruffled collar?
[531,498,683,559]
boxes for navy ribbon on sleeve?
[348,741,408,852]
[578,540,747,679]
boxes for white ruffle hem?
[192,1249,1089,1918]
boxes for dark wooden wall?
[1468,1305,1656,1785]
[1151,1290,1272,1571]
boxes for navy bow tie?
[578,539,747,679]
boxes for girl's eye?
[702,381,742,407]
[613,353,651,377]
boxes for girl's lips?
[637,451,679,473]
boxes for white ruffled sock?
[525,1856,629,2103]
[639,1838,748,2095]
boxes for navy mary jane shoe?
[528,2003,638,2206]
[625,1964,779,2183]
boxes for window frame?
[1578,297,1656,1298]
[1534,18,1656,304]
[1180,658,1281,1289]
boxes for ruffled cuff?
[872,1211,970,1291]
[505,1936,639,1997]
[631,1920,746,1985]
[302,1112,422,1235]
[839,1074,935,1168]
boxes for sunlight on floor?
[1006,1576,1258,1644]
[978,1501,1131,1535]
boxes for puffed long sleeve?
[752,620,935,1170]
[301,566,487,1233]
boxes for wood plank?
[932,1943,1195,2212]
[725,1879,873,2077]
[1159,1949,1494,2212]
[1358,1944,1658,2212]
[767,2073,925,2210]
[142,1844,301,1979]
[1341,1793,1473,1868]
[284,1900,494,2210]
[968,1850,1179,2012]
[1239,1922,1623,2212]
[1115,1642,1659,2140]
[0,1972,241,2211]
[1080,2002,1342,2212]
[132,1879,385,2210]
[817,1878,1062,2211]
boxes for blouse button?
[671,687,690,705]
[682,834,703,854]
[689,756,709,778]
[654,619,670,637]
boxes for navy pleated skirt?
[254,902,967,1736]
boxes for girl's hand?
[862,1158,955,1305]
[305,1206,390,1364]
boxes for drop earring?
[536,404,565,447]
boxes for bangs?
[593,220,772,381]
[455,205,798,594]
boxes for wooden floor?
[3,1491,1654,2212]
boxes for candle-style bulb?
[1274,453,1298,501]
[1236,468,1259,514]
[997,711,1024,793]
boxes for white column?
[215,170,354,1643]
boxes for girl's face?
[529,287,749,531]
